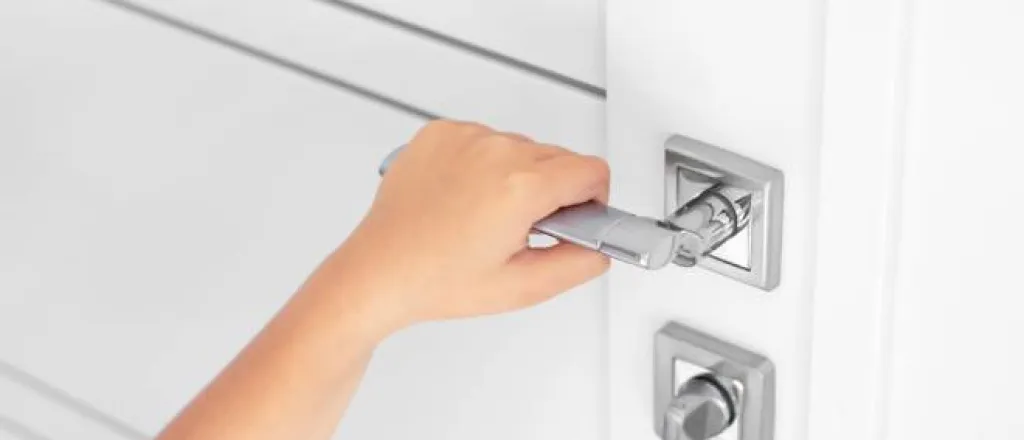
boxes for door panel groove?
[101,0,440,121]
[315,0,606,98]
[0,361,146,440]
[0,414,51,440]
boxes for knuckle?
[495,131,533,143]
[419,119,458,136]
[474,133,525,158]
[595,157,611,175]
[457,121,494,138]
[537,143,570,155]
[574,156,611,188]
[482,132,521,146]
[411,120,458,150]
[418,120,492,140]
[583,155,611,177]
[414,120,496,155]
[503,169,544,200]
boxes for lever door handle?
[376,133,785,290]
[377,146,682,269]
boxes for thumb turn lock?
[378,134,784,291]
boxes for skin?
[156,120,612,440]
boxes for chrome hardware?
[666,184,754,267]
[377,135,783,289]
[665,135,784,290]
[663,373,739,439]
[379,146,681,269]
[531,202,681,269]
[656,322,775,440]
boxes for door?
[607,1,1023,440]
[606,0,821,437]
[1,1,606,439]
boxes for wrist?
[294,254,415,346]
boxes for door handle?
[378,146,684,269]
[377,135,783,290]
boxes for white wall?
[0,1,606,439]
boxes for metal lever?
[377,145,752,271]
[533,202,681,270]
[663,374,738,440]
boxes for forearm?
[157,261,387,440]
[154,121,610,439]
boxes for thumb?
[499,243,610,308]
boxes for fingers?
[408,120,494,156]
[485,132,569,162]
[417,120,493,142]
[413,120,579,162]
[494,132,532,143]
[499,242,610,308]
[412,120,610,213]
[521,142,570,160]
[532,154,611,209]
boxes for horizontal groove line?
[0,360,147,440]
[100,0,442,121]
[0,414,51,440]
[315,0,606,98]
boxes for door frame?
[806,0,913,439]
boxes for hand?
[312,120,611,337]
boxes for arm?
[156,120,611,440]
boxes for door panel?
[0,0,418,431]
[0,1,606,439]
[115,0,604,151]
[344,0,605,88]
[804,0,909,438]
[605,0,823,439]
[0,365,135,439]
[809,1,1024,439]
[888,1,1024,438]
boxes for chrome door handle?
[377,135,784,291]
[378,146,683,269]
[532,202,681,270]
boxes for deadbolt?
[663,373,740,440]
[655,322,775,440]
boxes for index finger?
[528,154,611,218]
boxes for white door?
[607,1,1024,440]
[3,1,1023,439]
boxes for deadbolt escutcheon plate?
[655,322,775,440]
